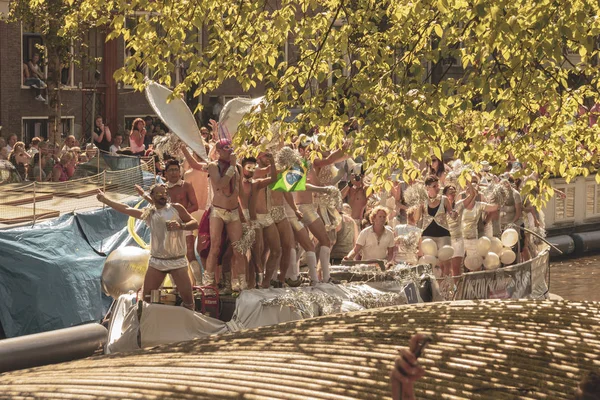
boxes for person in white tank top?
[96,184,198,310]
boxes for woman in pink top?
[129,118,146,156]
[52,152,75,182]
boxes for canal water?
[549,253,600,302]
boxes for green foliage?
[57,0,600,203]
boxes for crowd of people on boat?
[98,117,556,300]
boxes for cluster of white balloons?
[417,239,452,268]
[417,228,520,272]
[464,228,519,271]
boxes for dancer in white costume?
[97,185,198,309]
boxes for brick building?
[0,2,263,147]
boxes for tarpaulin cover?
[102,154,141,171]
[0,200,150,338]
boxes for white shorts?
[148,256,188,272]
[463,239,479,257]
[422,236,451,250]
[257,213,274,228]
[451,238,465,258]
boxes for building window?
[554,186,576,221]
[585,182,600,218]
[84,28,105,86]
[22,27,46,87]
[61,41,76,88]
[22,117,75,144]
[21,24,75,88]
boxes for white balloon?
[483,252,501,270]
[438,245,454,261]
[464,255,483,271]
[418,255,438,267]
[101,246,150,299]
[490,237,503,254]
[421,238,438,257]
[500,248,516,265]
[476,237,492,258]
[501,228,519,247]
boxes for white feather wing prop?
[218,96,265,139]
[144,81,208,161]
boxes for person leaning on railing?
[8,141,30,181]
[129,118,146,156]
[52,151,76,182]
[30,152,52,182]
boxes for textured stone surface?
[0,299,598,399]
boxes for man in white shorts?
[97,184,198,310]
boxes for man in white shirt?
[110,134,123,155]
[344,206,395,266]
[5,133,17,153]
[28,137,42,165]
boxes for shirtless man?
[97,185,198,310]
[205,138,246,292]
[342,171,368,229]
[252,152,283,288]
[283,180,348,284]
[267,187,296,287]
[295,138,349,283]
[238,155,277,288]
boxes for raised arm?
[97,190,144,219]
[134,184,153,204]
[208,155,237,190]
[104,126,112,143]
[340,182,350,198]
[305,183,337,194]
[313,146,350,168]
[254,154,278,190]
[181,145,207,171]
[92,128,103,143]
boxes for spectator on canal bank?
[93,115,112,153]
[110,134,123,155]
[5,133,17,153]
[27,137,42,161]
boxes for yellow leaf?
[434,24,443,38]
[267,55,276,67]
[433,147,442,161]
[596,173,600,184]
[436,0,448,13]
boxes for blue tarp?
[102,154,141,171]
[0,200,150,338]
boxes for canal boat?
[103,243,551,354]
